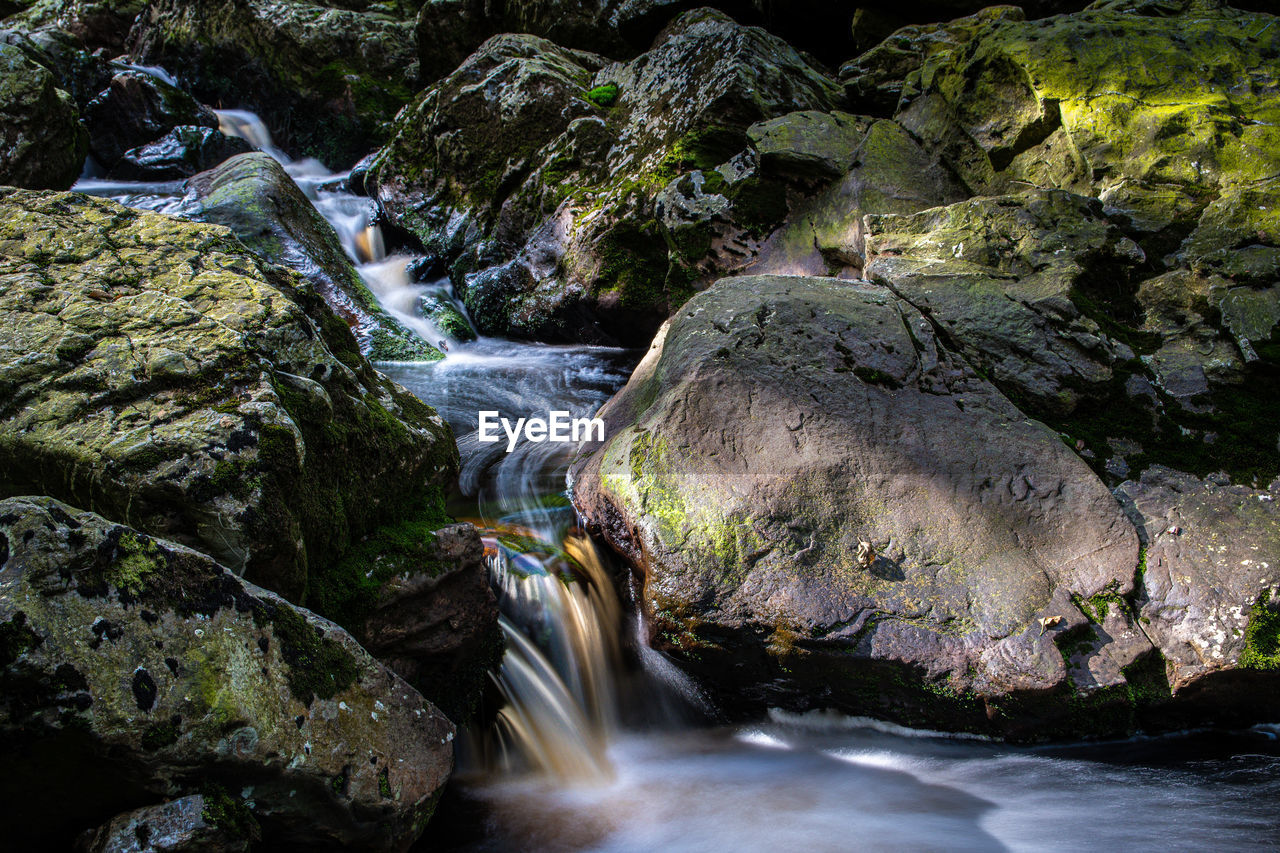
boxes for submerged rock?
[84,70,218,169]
[0,41,87,189]
[573,274,1156,739]
[0,188,457,601]
[128,0,419,167]
[0,496,452,851]
[370,10,842,344]
[179,152,440,361]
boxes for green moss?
[306,486,454,632]
[111,532,163,596]
[255,601,360,705]
[1241,589,1280,670]
[1074,581,1129,623]
[0,612,41,668]
[200,784,260,842]
[583,83,618,108]
[378,768,392,799]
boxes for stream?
[75,108,1280,853]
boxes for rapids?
[73,109,1280,853]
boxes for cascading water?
[73,104,1280,853]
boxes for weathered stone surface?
[0,41,86,189]
[573,275,1147,739]
[0,188,457,601]
[0,25,113,109]
[331,521,502,723]
[178,152,439,361]
[84,70,218,169]
[865,189,1147,415]
[748,116,967,278]
[0,497,452,851]
[128,0,419,167]
[1114,466,1280,726]
[371,10,842,344]
[78,795,252,853]
[2,0,145,51]
[109,125,253,181]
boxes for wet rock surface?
[0,497,453,851]
[179,152,439,361]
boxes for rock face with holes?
[179,152,440,361]
[0,188,458,602]
[0,496,453,851]
[368,10,842,344]
[572,275,1159,739]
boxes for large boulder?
[0,25,114,110]
[178,152,440,361]
[2,0,146,52]
[84,70,219,169]
[0,496,453,851]
[0,41,87,189]
[572,274,1166,740]
[369,10,843,344]
[127,0,420,167]
[0,188,457,601]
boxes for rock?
[748,116,967,278]
[0,188,457,601]
[2,0,146,52]
[572,274,1149,740]
[746,110,868,181]
[108,125,253,181]
[0,26,113,109]
[417,294,476,343]
[887,0,1280,243]
[128,0,420,167]
[370,10,842,344]
[0,41,87,189]
[864,189,1147,415]
[178,152,440,362]
[0,496,452,851]
[78,795,253,853]
[319,521,502,723]
[84,70,218,169]
[1114,466,1280,727]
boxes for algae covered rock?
[179,152,440,361]
[572,274,1153,739]
[370,10,842,344]
[84,70,218,169]
[128,0,419,167]
[0,188,457,600]
[0,496,453,851]
[0,41,87,189]
[2,0,146,52]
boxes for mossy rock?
[370,10,842,345]
[127,0,419,167]
[0,496,452,850]
[0,188,457,601]
[0,42,87,189]
[181,152,440,362]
